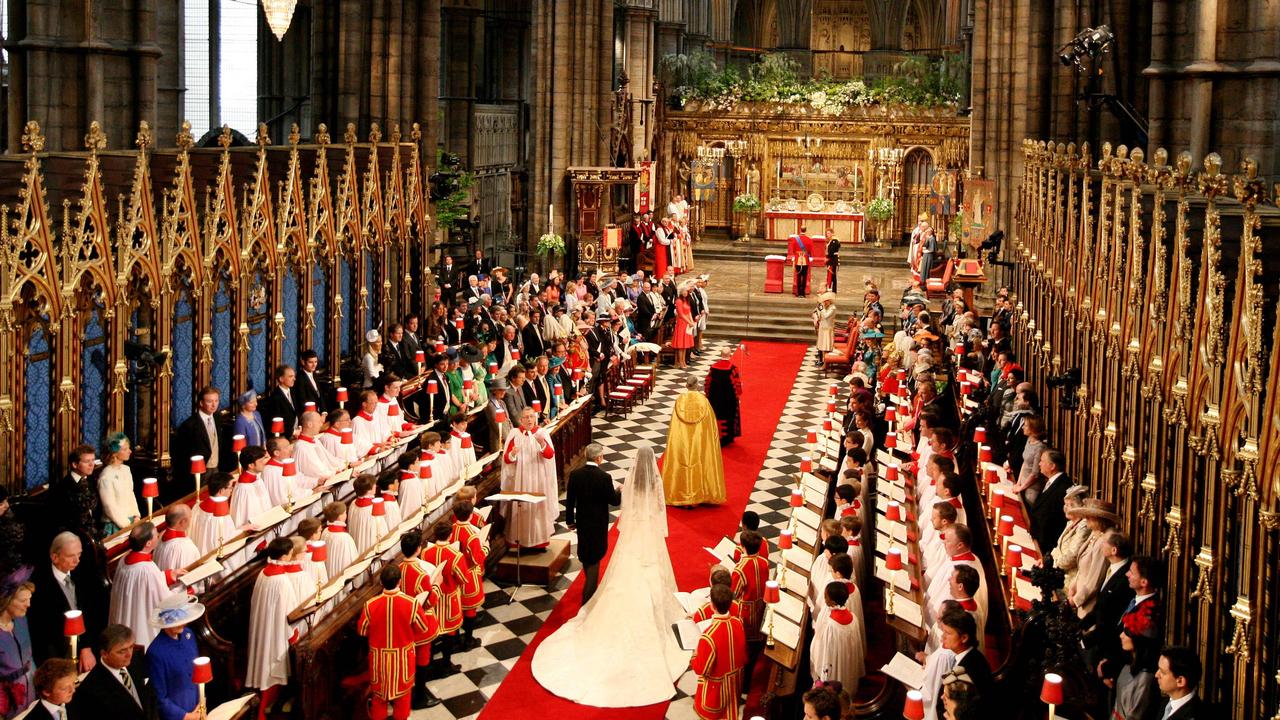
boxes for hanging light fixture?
[262,0,298,41]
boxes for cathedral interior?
[0,1,1278,719]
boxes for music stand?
[495,494,547,603]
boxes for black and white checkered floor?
[411,341,830,719]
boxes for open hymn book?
[881,652,924,689]
[673,617,712,652]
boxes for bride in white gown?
[531,445,691,706]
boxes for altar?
[765,205,865,244]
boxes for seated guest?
[320,502,358,579]
[110,523,185,646]
[25,658,78,720]
[145,595,203,720]
[154,504,200,574]
[246,539,302,720]
[232,390,267,450]
[30,532,106,668]
[809,581,864,696]
[98,433,140,536]
[0,572,34,719]
[1155,646,1203,720]
[69,624,156,720]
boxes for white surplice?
[499,427,558,547]
[347,497,389,553]
[425,451,457,498]
[446,431,477,475]
[807,552,835,618]
[922,648,958,720]
[155,530,200,573]
[924,553,988,624]
[398,475,426,518]
[245,561,300,689]
[810,605,865,696]
[352,412,381,455]
[231,474,273,527]
[294,435,343,482]
[319,429,358,466]
[321,524,358,578]
[109,552,170,647]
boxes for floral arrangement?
[866,198,896,222]
[732,193,761,213]
[661,51,965,113]
[536,232,565,257]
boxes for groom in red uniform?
[787,226,812,297]
[731,530,769,692]
[359,564,434,720]
[692,584,747,720]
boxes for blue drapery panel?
[282,269,299,369]
[212,275,234,398]
[81,310,108,448]
[338,256,352,357]
[311,261,327,362]
[171,294,195,426]
[248,272,269,391]
[24,325,53,489]
[365,254,378,333]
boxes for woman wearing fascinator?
[0,567,34,719]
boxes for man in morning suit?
[295,350,327,414]
[1028,449,1072,556]
[46,444,102,547]
[1156,646,1205,720]
[30,532,108,669]
[938,605,992,718]
[172,387,229,501]
[565,443,620,604]
[260,365,302,438]
[69,624,158,720]
[1082,531,1135,670]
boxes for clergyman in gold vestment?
[662,377,727,506]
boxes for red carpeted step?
[479,341,809,720]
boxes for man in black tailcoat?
[564,443,620,605]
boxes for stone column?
[620,2,658,161]
[529,0,614,245]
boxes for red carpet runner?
[479,341,808,720]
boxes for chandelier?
[262,0,298,41]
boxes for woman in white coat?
[813,291,837,367]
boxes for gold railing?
[1011,139,1280,720]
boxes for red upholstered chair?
[926,258,956,298]
[823,323,859,375]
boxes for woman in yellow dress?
[662,376,727,506]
